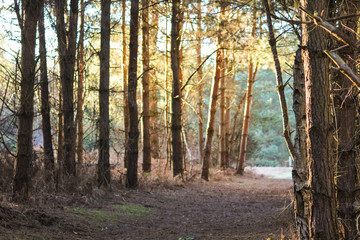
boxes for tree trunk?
[142,0,151,173]
[55,0,78,177]
[236,61,256,175]
[122,0,130,169]
[77,0,85,166]
[12,0,43,201]
[201,1,225,180]
[196,0,204,164]
[301,0,338,238]
[292,49,309,239]
[236,8,258,175]
[98,0,111,187]
[39,3,55,181]
[171,0,183,177]
[332,4,359,238]
[219,54,226,169]
[225,97,230,168]
[150,9,160,159]
[126,0,140,188]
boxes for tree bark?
[98,0,111,187]
[77,0,85,166]
[142,0,151,173]
[122,0,130,169]
[332,4,359,238]
[12,0,43,201]
[150,9,160,159]
[236,8,258,175]
[225,97,230,168]
[236,61,256,175]
[55,0,78,177]
[292,49,309,239]
[171,0,183,177]
[201,2,225,180]
[39,3,55,181]
[219,53,226,170]
[126,0,140,188]
[196,0,204,164]
[301,0,338,238]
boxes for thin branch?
[181,48,222,91]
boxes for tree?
[122,0,130,169]
[98,0,111,187]
[236,8,258,175]
[39,2,55,181]
[201,1,225,181]
[12,0,43,201]
[126,0,140,188]
[219,3,226,170]
[142,0,151,173]
[301,0,338,238]
[150,8,160,159]
[77,0,86,166]
[171,0,183,177]
[54,0,78,177]
[332,2,359,237]
[196,0,204,164]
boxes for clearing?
[0,168,294,240]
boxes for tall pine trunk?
[39,3,55,180]
[201,1,225,180]
[12,0,43,201]
[150,9,160,159]
[301,0,338,238]
[98,0,111,187]
[171,0,183,177]
[55,0,78,177]
[236,61,256,175]
[142,0,151,173]
[122,0,130,168]
[77,0,85,166]
[333,3,358,238]
[225,97,230,168]
[196,0,204,164]
[126,0,140,188]
[236,9,257,175]
[292,49,309,239]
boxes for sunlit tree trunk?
[126,0,140,188]
[196,0,204,164]
[219,55,226,169]
[225,97,230,168]
[333,3,359,238]
[142,0,151,173]
[12,0,43,201]
[55,0,78,177]
[98,0,111,187]
[77,0,85,166]
[39,3,55,181]
[236,61,256,175]
[150,9,160,159]
[301,0,338,238]
[201,1,225,181]
[236,9,257,175]
[122,0,130,169]
[171,0,183,177]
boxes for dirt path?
[0,173,294,240]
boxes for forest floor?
[0,166,294,240]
